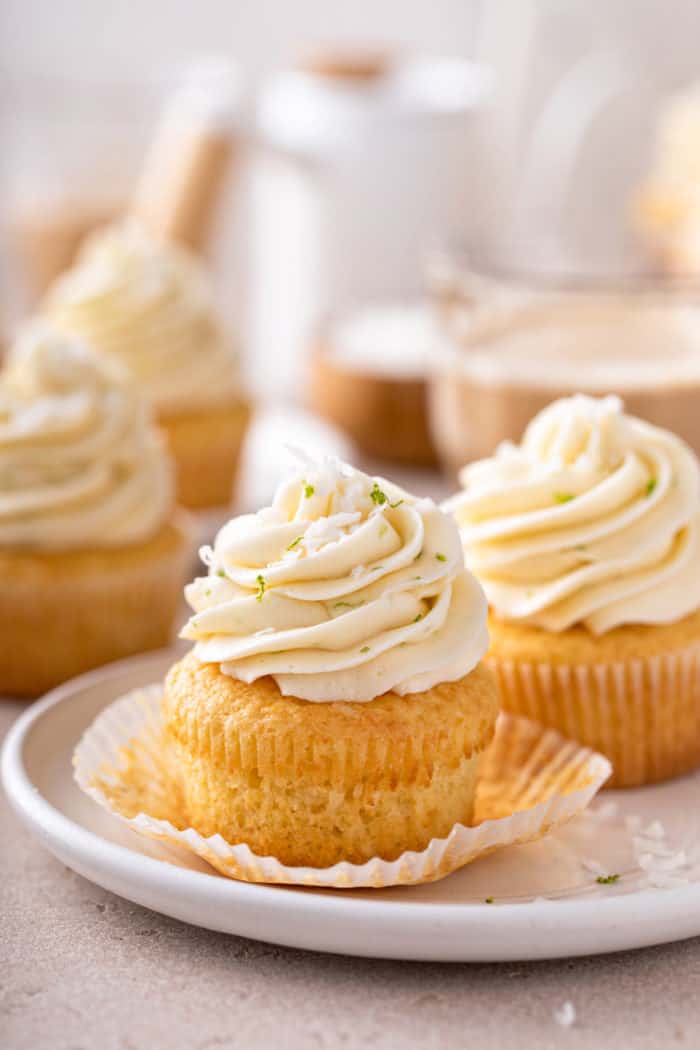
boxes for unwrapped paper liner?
[74,685,612,888]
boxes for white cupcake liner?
[74,685,611,888]
[489,643,700,788]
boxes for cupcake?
[44,221,250,510]
[447,394,700,787]
[634,81,700,275]
[164,457,498,867]
[0,323,190,697]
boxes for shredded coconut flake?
[590,800,619,822]
[643,820,666,841]
[554,1002,576,1029]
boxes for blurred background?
[4,0,700,505]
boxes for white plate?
[3,648,700,962]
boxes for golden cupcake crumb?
[163,651,499,867]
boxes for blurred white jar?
[250,52,491,400]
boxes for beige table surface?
[2,700,699,1050]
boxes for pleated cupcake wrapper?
[73,685,611,888]
[489,643,700,788]
[0,521,192,699]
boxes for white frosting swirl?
[0,323,174,550]
[447,395,700,634]
[45,222,240,415]
[182,457,488,702]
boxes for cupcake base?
[74,683,611,887]
[487,611,700,788]
[158,398,251,511]
[163,652,500,868]
[0,520,190,698]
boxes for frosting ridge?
[182,457,488,701]
[0,323,173,550]
[447,394,700,633]
[45,222,240,415]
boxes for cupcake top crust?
[182,456,488,701]
[0,322,174,551]
[447,394,700,634]
[44,222,241,416]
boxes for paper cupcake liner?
[0,521,190,699]
[489,644,700,789]
[73,685,611,888]
[159,398,250,511]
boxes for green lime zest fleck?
[204,589,211,597]
[484,897,494,904]
[379,523,388,537]
[435,552,447,562]
[646,477,657,497]
[373,565,384,571]
[370,482,388,506]
[303,482,315,499]
[573,544,587,552]
[389,498,404,508]
[216,568,226,577]
[255,574,266,602]
[334,600,363,610]
[360,645,371,654]
[554,491,575,503]
[595,873,620,885]
[287,536,303,551]
[413,613,423,623]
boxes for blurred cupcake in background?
[635,81,700,275]
[446,394,700,787]
[0,323,190,697]
[44,222,250,510]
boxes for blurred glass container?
[0,70,162,333]
[429,246,700,472]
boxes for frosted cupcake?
[44,222,250,510]
[447,394,700,787]
[0,323,190,697]
[164,457,498,867]
[634,81,700,275]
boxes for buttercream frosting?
[183,456,488,701]
[446,395,700,633]
[45,222,240,415]
[0,323,173,550]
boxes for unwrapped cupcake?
[44,222,250,510]
[165,457,498,867]
[0,323,190,697]
[446,394,700,787]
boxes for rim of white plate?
[2,648,700,960]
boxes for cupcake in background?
[634,81,700,275]
[164,456,498,867]
[44,222,250,510]
[446,394,700,787]
[0,323,190,697]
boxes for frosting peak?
[0,323,174,550]
[45,222,240,415]
[182,457,488,701]
[447,395,700,634]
